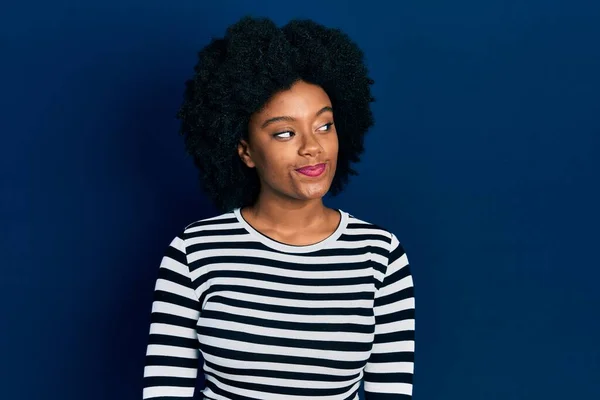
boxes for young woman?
[143,16,416,400]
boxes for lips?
[296,163,326,177]
[296,163,326,171]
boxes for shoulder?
[346,211,411,289]
[182,209,238,235]
[343,209,406,262]
[164,209,239,251]
[344,209,399,246]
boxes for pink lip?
[296,163,326,177]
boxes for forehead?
[260,81,332,116]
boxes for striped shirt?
[143,207,415,399]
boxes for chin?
[299,186,332,200]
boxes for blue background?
[2,1,599,399]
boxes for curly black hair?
[177,16,375,213]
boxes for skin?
[237,80,341,245]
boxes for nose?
[298,131,323,157]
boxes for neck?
[243,198,330,233]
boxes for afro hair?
[177,16,375,213]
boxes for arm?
[364,233,416,399]
[143,234,201,399]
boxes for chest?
[194,255,377,367]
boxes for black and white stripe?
[143,208,415,399]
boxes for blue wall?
[2,1,599,399]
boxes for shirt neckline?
[232,207,349,253]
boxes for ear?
[237,139,256,168]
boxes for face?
[237,80,339,205]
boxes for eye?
[318,122,334,132]
[273,131,294,139]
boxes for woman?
[143,16,416,400]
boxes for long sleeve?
[364,233,416,399]
[143,234,201,399]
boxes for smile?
[295,163,327,177]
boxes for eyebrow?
[260,106,333,129]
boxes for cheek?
[258,150,294,180]
[263,151,291,169]
[328,132,339,158]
